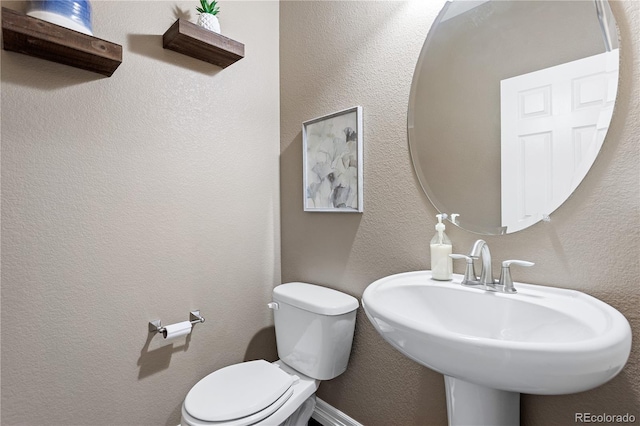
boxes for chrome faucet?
[469,239,495,286]
[450,240,535,294]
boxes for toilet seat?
[184,360,295,425]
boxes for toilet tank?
[271,282,359,381]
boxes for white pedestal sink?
[362,271,632,426]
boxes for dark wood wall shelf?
[1,7,122,77]
[163,19,244,69]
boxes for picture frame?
[302,106,364,213]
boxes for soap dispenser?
[431,214,453,280]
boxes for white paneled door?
[500,49,618,233]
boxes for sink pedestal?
[444,376,519,426]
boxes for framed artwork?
[302,106,363,213]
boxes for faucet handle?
[450,254,477,284]
[502,260,534,268]
[499,260,534,293]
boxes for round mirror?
[409,0,619,235]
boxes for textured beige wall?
[1,1,280,425]
[281,1,639,425]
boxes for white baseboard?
[311,397,363,426]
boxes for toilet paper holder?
[149,310,205,335]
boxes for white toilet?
[181,282,359,426]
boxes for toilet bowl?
[181,361,318,426]
[181,282,358,426]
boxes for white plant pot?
[197,13,220,34]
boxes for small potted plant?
[196,0,220,33]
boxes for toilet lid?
[184,360,294,422]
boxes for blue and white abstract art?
[302,106,363,212]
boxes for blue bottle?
[27,0,93,36]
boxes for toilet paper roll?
[162,321,192,340]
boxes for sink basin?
[362,271,631,396]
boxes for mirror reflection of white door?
[501,49,618,233]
